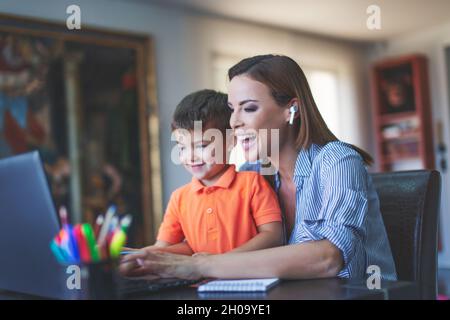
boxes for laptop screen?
[0,151,77,299]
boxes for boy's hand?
[228,221,283,253]
[143,245,166,253]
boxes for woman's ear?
[284,99,300,124]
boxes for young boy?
[145,89,282,256]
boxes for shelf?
[372,54,434,173]
[381,132,420,142]
[378,112,418,125]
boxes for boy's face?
[174,128,230,183]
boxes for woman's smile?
[235,132,257,151]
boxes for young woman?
[120,54,397,281]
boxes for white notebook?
[197,278,280,292]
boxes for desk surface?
[128,278,418,300]
[0,278,417,300]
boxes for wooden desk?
[0,278,417,300]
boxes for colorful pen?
[59,206,68,227]
[82,224,100,262]
[50,239,67,263]
[73,224,91,263]
[97,205,116,245]
[59,229,76,262]
[59,206,80,262]
[67,225,80,262]
[94,215,104,239]
[110,229,127,258]
[109,216,119,234]
[120,215,132,232]
[50,206,134,264]
[109,215,132,258]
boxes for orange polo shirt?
[157,165,282,254]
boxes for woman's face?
[228,75,288,162]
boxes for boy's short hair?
[171,89,230,133]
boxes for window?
[303,68,340,138]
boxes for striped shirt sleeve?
[303,148,368,278]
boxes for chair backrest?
[371,170,441,300]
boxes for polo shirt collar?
[191,165,236,192]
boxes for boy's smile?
[175,129,231,186]
[187,162,207,175]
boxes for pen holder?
[85,259,119,300]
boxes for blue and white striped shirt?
[240,141,397,280]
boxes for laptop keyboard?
[118,277,198,297]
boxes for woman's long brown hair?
[228,54,373,166]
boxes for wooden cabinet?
[372,54,435,172]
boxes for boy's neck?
[199,164,231,187]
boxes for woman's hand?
[121,245,168,255]
[119,250,203,280]
[192,252,211,258]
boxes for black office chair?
[371,170,441,300]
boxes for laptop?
[0,151,196,299]
[0,151,75,299]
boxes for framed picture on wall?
[0,13,162,246]
[379,63,416,114]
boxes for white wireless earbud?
[289,105,298,125]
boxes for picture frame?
[0,13,162,245]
